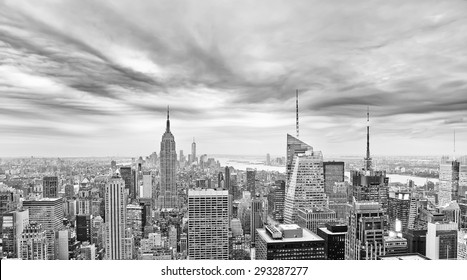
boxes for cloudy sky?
[1,0,466,158]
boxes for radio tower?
[296,89,299,138]
[364,106,372,171]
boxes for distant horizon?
[1,153,463,159]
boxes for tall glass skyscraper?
[284,151,328,224]
[158,107,178,210]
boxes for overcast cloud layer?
[1,0,466,157]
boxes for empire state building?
[158,107,178,210]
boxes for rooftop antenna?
[296,89,299,138]
[364,106,372,171]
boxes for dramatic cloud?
[0,0,466,157]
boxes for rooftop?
[378,253,430,260]
[188,188,229,196]
[257,225,324,244]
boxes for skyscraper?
[297,207,337,234]
[225,166,231,193]
[250,198,264,247]
[426,221,458,260]
[1,209,29,258]
[439,156,460,207]
[246,168,256,196]
[345,200,388,260]
[284,151,327,224]
[76,214,92,243]
[317,223,347,260]
[188,189,229,260]
[255,224,325,260]
[323,162,348,223]
[323,162,345,196]
[105,176,127,260]
[191,137,196,164]
[286,134,312,184]
[18,223,48,260]
[349,109,389,213]
[388,191,411,232]
[158,107,178,210]
[269,180,285,223]
[43,176,58,198]
[119,166,133,199]
[141,171,152,199]
[23,197,64,260]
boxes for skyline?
[1,0,467,157]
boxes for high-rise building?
[55,229,70,260]
[0,185,19,214]
[18,223,48,260]
[266,153,271,165]
[246,168,256,196]
[141,171,152,199]
[269,180,285,223]
[250,198,263,247]
[255,224,325,260]
[297,207,336,234]
[345,200,388,260]
[327,182,351,223]
[225,166,231,193]
[43,176,58,198]
[1,209,29,258]
[350,170,389,213]
[105,176,127,260]
[317,223,347,260]
[65,184,74,199]
[80,242,96,260]
[383,236,408,256]
[119,166,133,199]
[286,134,313,185]
[91,215,105,249]
[76,214,92,243]
[426,221,458,260]
[126,204,143,245]
[460,197,467,229]
[439,157,460,207]
[158,107,178,210]
[23,197,64,260]
[284,152,327,224]
[404,228,427,256]
[458,228,467,260]
[323,162,344,196]
[168,225,177,250]
[388,191,411,232]
[218,172,224,189]
[191,138,196,164]
[188,189,229,260]
[458,157,467,198]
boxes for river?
[216,157,438,186]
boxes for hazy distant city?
[1,0,467,262]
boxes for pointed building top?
[364,106,372,171]
[166,105,170,132]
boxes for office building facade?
[188,189,229,260]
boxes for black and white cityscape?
[1,0,467,261]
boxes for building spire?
[296,89,299,138]
[364,106,372,171]
[166,105,170,132]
